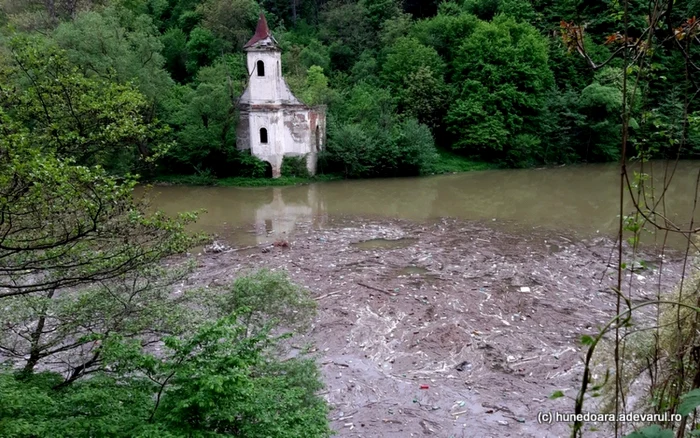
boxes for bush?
[506,133,543,168]
[0,270,332,438]
[323,121,376,178]
[156,170,218,185]
[234,150,269,178]
[281,155,311,178]
[323,117,437,178]
[0,315,332,438]
[392,118,438,175]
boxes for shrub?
[234,150,269,178]
[323,121,377,178]
[0,270,331,438]
[281,155,311,178]
[398,118,438,172]
[323,117,437,178]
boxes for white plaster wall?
[240,41,326,177]
[246,50,281,103]
[244,107,326,176]
[245,49,299,105]
[248,110,285,175]
[282,109,313,155]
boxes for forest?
[0,0,698,183]
[0,1,699,437]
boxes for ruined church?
[237,14,326,178]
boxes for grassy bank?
[429,149,499,174]
[151,173,344,187]
[151,150,496,187]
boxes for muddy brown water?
[142,161,699,249]
[138,162,699,437]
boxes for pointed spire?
[244,13,273,48]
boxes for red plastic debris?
[420,384,430,390]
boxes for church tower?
[237,14,326,178]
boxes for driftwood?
[357,281,395,296]
[315,291,340,301]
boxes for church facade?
[236,14,326,178]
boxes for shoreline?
[147,151,498,188]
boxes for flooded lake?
[142,161,699,248]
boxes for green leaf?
[679,388,700,416]
[580,335,595,346]
[624,425,674,438]
[549,390,565,399]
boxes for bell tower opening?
[260,127,268,144]
[257,60,265,76]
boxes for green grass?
[151,173,343,187]
[151,151,495,187]
[217,174,343,187]
[428,149,499,174]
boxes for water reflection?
[142,161,699,248]
[252,186,327,244]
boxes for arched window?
[260,128,268,144]
[257,60,265,76]
[315,126,320,151]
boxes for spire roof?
[244,13,275,49]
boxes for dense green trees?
[0,294,331,437]
[0,18,332,435]
[0,121,331,431]
[1,37,170,173]
[447,15,554,166]
[0,0,698,177]
[53,7,173,102]
[0,0,698,435]
[160,57,248,175]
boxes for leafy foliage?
[447,15,554,165]
[2,0,696,182]
[196,0,260,51]
[679,388,700,416]
[381,37,445,89]
[1,37,171,173]
[0,114,197,301]
[300,65,332,105]
[160,57,247,176]
[0,310,331,438]
[324,115,437,178]
[53,7,173,102]
[282,155,312,178]
[624,425,675,438]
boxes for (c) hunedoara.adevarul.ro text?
[537,411,682,424]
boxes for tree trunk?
[67,0,78,20]
[21,289,55,376]
[54,350,101,388]
[44,0,56,25]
